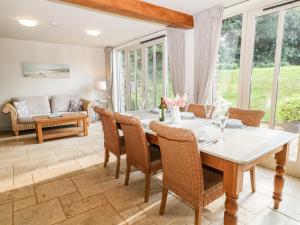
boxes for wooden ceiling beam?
[58,0,194,29]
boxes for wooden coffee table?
[34,112,88,144]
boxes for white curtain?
[104,47,114,111]
[166,27,186,96]
[193,5,224,104]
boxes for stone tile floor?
[0,123,300,225]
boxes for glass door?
[248,12,279,124]
[128,48,143,111]
[275,6,300,161]
[116,37,168,112]
[145,43,164,110]
[245,4,300,162]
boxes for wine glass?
[139,98,147,111]
[219,111,229,140]
[204,104,213,124]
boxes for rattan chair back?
[114,113,150,173]
[229,107,265,127]
[94,107,121,155]
[187,104,214,118]
[150,120,203,208]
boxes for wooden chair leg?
[194,208,201,225]
[159,187,168,215]
[104,148,109,167]
[250,167,256,193]
[125,163,131,185]
[115,155,121,179]
[145,173,151,203]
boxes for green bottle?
[159,97,165,122]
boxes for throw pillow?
[68,100,83,112]
[13,101,29,117]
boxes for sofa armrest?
[82,99,93,116]
[2,102,19,135]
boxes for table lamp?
[95,80,107,101]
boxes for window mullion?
[269,9,285,128]
[153,45,157,107]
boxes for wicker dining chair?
[94,107,126,179]
[187,104,214,118]
[150,121,224,225]
[229,107,265,192]
[114,113,162,203]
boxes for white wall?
[0,38,105,130]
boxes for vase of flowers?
[164,94,188,124]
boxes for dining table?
[122,111,299,225]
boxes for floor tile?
[14,199,65,225]
[71,168,118,198]
[0,202,12,225]
[60,192,82,206]
[35,177,77,202]
[247,208,290,225]
[120,206,148,224]
[63,194,107,217]
[56,204,124,225]
[103,182,145,213]
[275,194,300,222]
[14,196,36,211]
[0,185,34,204]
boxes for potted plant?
[278,95,300,133]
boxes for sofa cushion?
[69,100,83,112]
[17,111,87,123]
[13,101,29,117]
[17,113,49,123]
[51,95,81,113]
[12,96,51,115]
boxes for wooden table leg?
[223,162,244,225]
[273,144,289,209]
[35,123,43,144]
[83,118,88,136]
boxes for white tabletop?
[125,111,299,164]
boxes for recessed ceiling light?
[50,21,59,27]
[18,18,38,27]
[86,29,101,36]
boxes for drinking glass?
[204,104,213,125]
[219,112,229,140]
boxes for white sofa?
[3,95,92,136]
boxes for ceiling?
[0,0,234,48]
[144,0,233,14]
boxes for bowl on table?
[180,112,196,119]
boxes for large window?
[215,14,242,106]
[116,38,172,112]
[214,3,300,162]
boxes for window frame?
[114,36,169,112]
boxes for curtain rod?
[114,29,166,48]
[140,35,166,44]
[224,0,250,9]
[263,0,300,11]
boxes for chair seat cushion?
[202,167,224,206]
[149,144,161,162]
[119,136,126,154]
[149,144,162,172]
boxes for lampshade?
[95,81,107,90]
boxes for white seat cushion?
[51,95,81,113]
[12,96,51,115]
[17,111,87,123]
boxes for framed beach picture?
[22,63,70,78]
